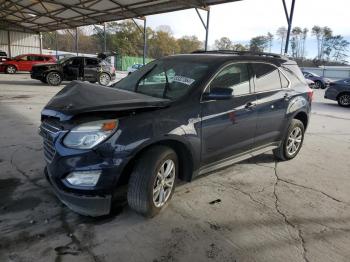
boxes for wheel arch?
[6,63,18,70]
[336,91,350,100]
[293,111,309,129]
[116,138,195,189]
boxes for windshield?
[113,59,209,100]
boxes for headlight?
[65,170,101,186]
[63,119,118,149]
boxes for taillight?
[307,88,314,102]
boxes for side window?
[210,63,251,96]
[18,56,28,61]
[86,58,99,66]
[279,71,290,88]
[253,63,282,92]
[69,58,82,66]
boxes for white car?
[127,64,143,75]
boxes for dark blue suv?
[40,51,312,217]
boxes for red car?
[0,54,56,74]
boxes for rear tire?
[6,65,16,74]
[98,73,111,86]
[46,72,62,86]
[337,93,350,107]
[127,146,178,217]
[274,119,305,161]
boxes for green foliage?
[249,36,269,52]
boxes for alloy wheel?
[99,74,110,86]
[339,94,350,106]
[153,159,176,208]
[315,81,322,89]
[48,73,61,85]
[7,66,16,74]
[286,126,303,156]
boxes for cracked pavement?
[0,74,350,262]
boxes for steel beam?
[283,0,296,54]
[143,18,147,65]
[104,23,107,52]
[195,7,210,51]
[75,27,78,56]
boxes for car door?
[252,62,291,148]
[63,57,83,80]
[28,55,44,70]
[84,58,99,82]
[201,63,257,166]
[16,55,31,71]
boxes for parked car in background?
[39,51,312,217]
[325,78,350,107]
[31,56,115,86]
[302,71,331,89]
[0,50,7,64]
[127,63,143,75]
[305,79,315,89]
[0,54,56,74]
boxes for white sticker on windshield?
[173,75,195,86]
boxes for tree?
[214,37,233,50]
[177,36,202,53]
[249,36,269,52]
[290,27,302,58]
[312,26,333,60]
[276,27,287,54]
[148,30,179,58]
[267,32,274,52]
[324,35,350,63]
[232,43,248,51]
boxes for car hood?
[43,81,171,119]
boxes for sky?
[145,0,350,58]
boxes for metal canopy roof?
[0,0,241,33]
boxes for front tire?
[314,80,323,89]
[46,72,62,86]
[274,119,305,161]
[6,65,17,74]
[337,93,350,107]
[127,146,178,217]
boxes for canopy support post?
[195,7,210,51]
[283,0,296,54]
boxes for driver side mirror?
[202,87,234,101]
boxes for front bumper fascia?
[45,168,112,216]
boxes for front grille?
[39,120,62,163]
[43,136,56,162]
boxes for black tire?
[40,79,47,84]
[98,73,111,86]
[337,93,350,107]
[6,65,17,74]
[127,146,178,217]
[89,81,96,84]
[46,72,62,86]
[314,80,323,89]
[274,119,305,161]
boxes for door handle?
[245,101,257,109]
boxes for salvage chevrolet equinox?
[40,51,312,217]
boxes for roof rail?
[192,50,285,59]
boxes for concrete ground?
[0,73,349,262]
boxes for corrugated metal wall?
[0,30,40,57]
[0,30,9,54]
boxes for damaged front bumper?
[45,167,111,216]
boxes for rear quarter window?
[252,63,282,92]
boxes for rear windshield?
[113,59,209,100]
